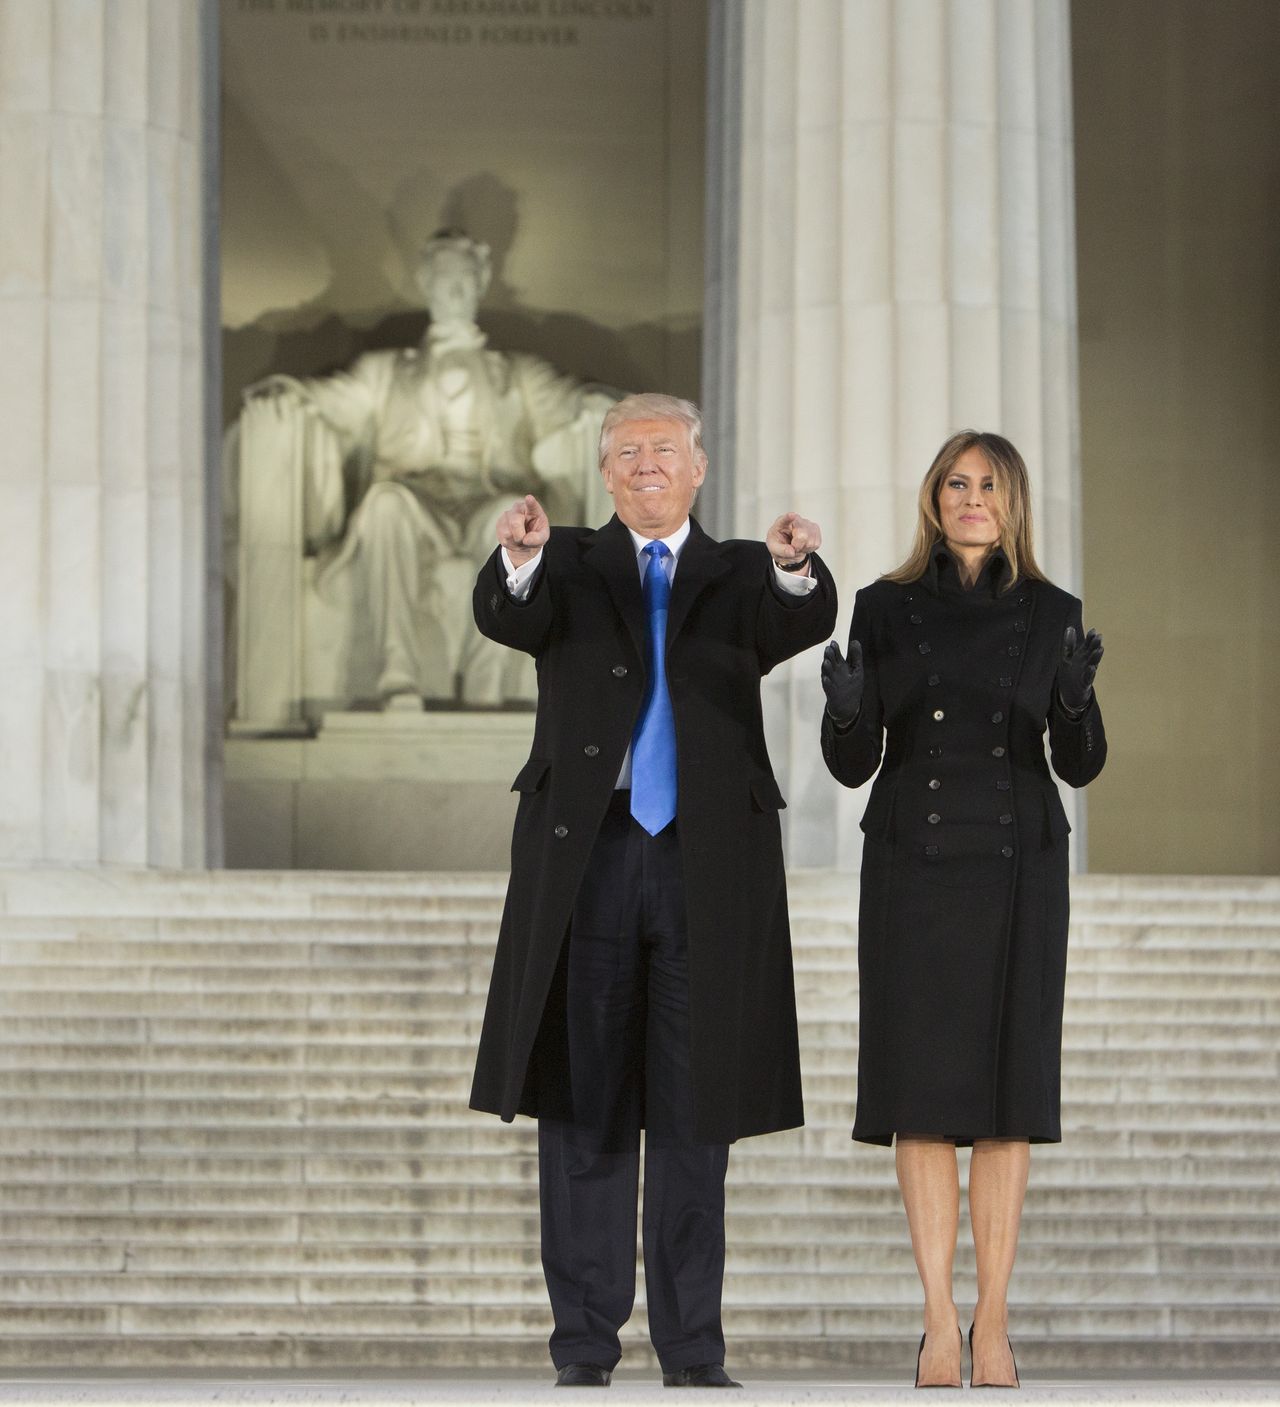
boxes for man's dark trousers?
[538,790,730,1373]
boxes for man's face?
[600,418,707,539]
[420,249,482,323]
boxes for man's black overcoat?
[821,546,1106,1145]
[469,514,837,1144]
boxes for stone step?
[3,1066,1277,1111]
[4,1090,1275,1132]
[7,928,1280,972]
[3,1268,1277,1306]
[3,1197,1277,1246]
[0,1148,1273,1190]
[13,1120,1280,1159]
[3,1164,1278,1213]
[1,1331,1278,1372]
[0,1042,1273,1086]
[4,988,1278,1025]
[10,1236,1262,1275]
[0,1299,1274,1340]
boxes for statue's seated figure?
[226,230,617,725]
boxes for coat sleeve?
[1047,596,1108,787]
[472,547,555,657]
[754,551,839,673]
[821,586,884,788]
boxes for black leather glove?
[822,640,864,726]
[1057,625,1104,714]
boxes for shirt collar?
[627,519,691,565]
[924,539,1011,595]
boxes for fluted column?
[0,0,214,866]
[732,0,1082,869]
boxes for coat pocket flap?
[511,757,550,794]
[750,775,788,812]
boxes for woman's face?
[937,446,1001,550]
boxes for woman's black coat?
[822,544,1106,1145]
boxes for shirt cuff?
[501,547,544,600]
[772,561,818,596]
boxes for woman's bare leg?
[968,1138,1030,1386]
[895,1136,962,1386]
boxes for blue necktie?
[630,541,677,835]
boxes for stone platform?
[0,1371,1278,1406]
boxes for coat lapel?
[582,516,646,660]
[666,518,731,645]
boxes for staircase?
[0,868,1277,1372]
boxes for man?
[470,394,837,1387]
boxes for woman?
[820,431,1106,1389]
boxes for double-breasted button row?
[923,843,1015,859]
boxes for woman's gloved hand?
[1057,625,1104,714]
[821,640,865,726]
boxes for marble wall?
[0,0,213,865]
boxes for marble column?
[730,0,1083,869]
[0,0,215,866]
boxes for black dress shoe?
[555,1363,612,1387]
[661,1364,742,1388]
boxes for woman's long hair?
[884,430,1047,590]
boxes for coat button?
[927,812,941,825]
[929,746,942,758]
[918,642,931,655]
[996,780,1010,791]
[925,845,939,857]
[999,676,1013,688]
[1014,620,1027,633]
[905,594,914,603]
[992,746,1006,758]
[910,613,923,625]
[612,665,628,677]
[999,813,1013,825]
[928,673,941,686]
[928,779,941,790]
[1018,596,1029,606]
[1001,845,1015,858]
[991,711,1004,723]
[554,825,569,838]
[933,709,945,722]
[583,745,599,757]
[1008,645,1021,657]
